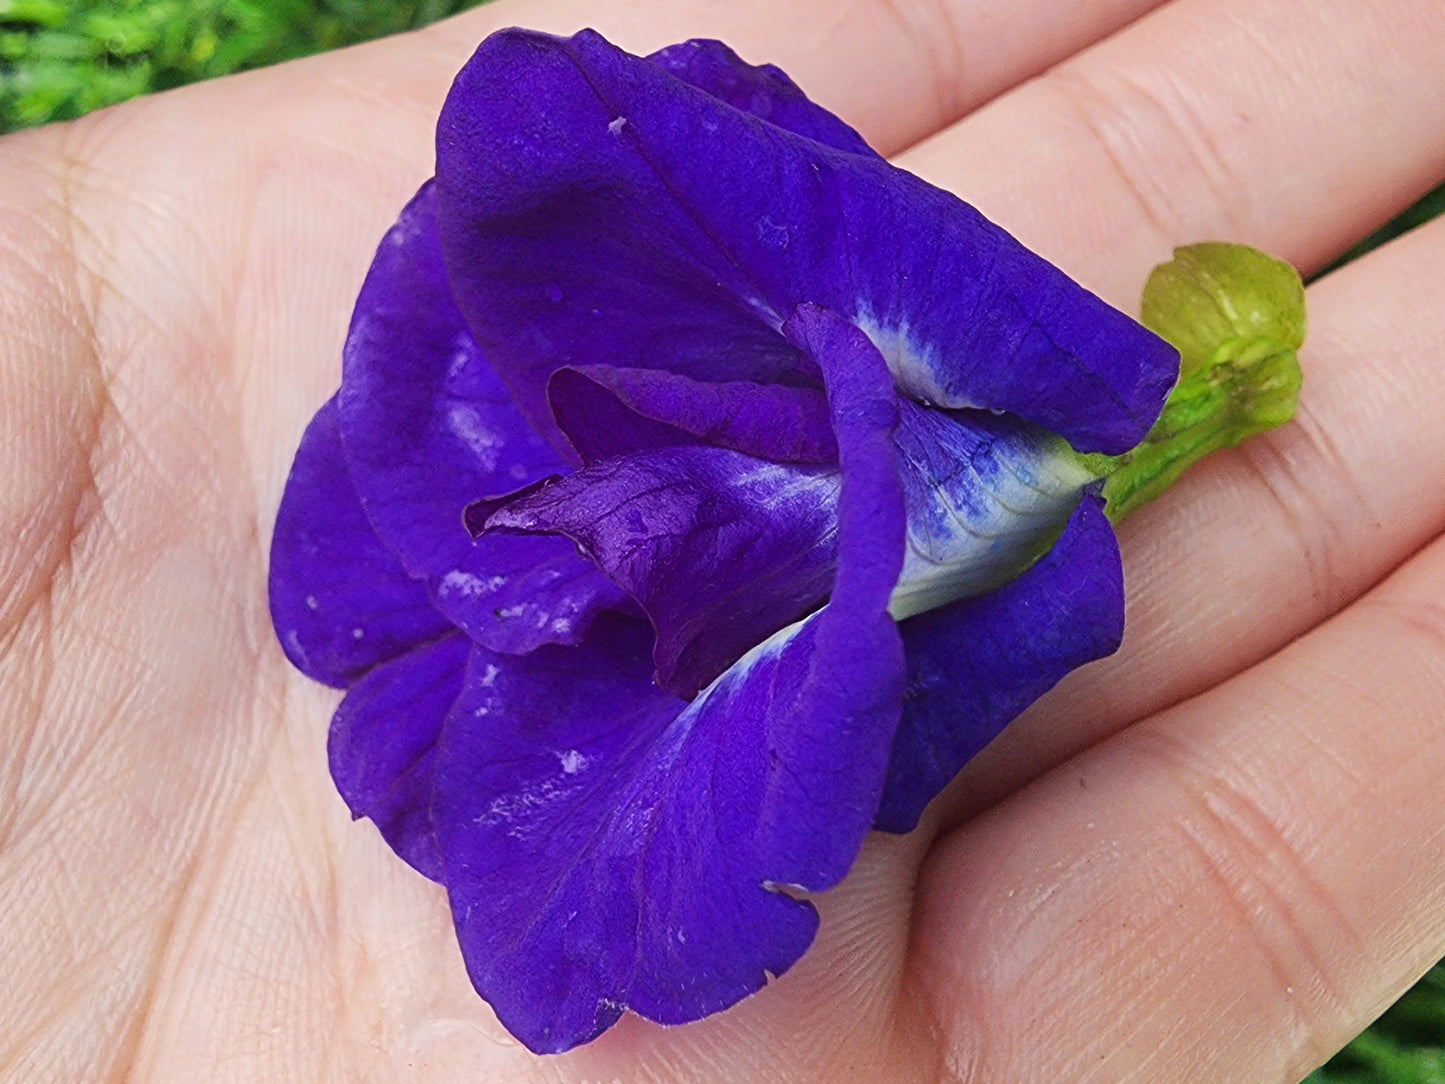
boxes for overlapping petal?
[435,302,907,1054]
[433,618,816,1051]
[268,397,452,688]
[338,181,627,655]
[327,632,470,879]
[435,28,1177,457]
[874,493,1125,832]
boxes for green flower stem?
[1081,242,1307,522]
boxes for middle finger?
[902,0,1445,304]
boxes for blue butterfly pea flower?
[268,29,1177,1054]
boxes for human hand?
[4,0,1444,1080]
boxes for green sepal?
[1095,242,1306,522]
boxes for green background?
[3,1,1443,1079]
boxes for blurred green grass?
[3,3,1445,1081]
[0,0,486,128]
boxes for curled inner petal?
[482,446,842,699]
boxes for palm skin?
[5,1,1445,1081]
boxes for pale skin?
[4,0,1445,1079]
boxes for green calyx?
[1085,242,1306,522]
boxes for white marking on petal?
[446,332,474,377]
[730,460,842,513]
[888,410,1097,620]
[557,749,588,775]
[439,569,505,599]
[854,312,967,408]
[685,613,812,707]
[473,778,564,828]
[445,405,500,470]
[608,116,627,136]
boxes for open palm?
[5,0,1445,1080]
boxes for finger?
[927,210,1445,831]
[432,0,1173,155]
[898,0,1445,305]
[909,511,1445,1082]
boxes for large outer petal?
[645,38,880,159]
[433,303,907,1053]
[874,493,1125,833]
[484,445,842,699]
[338,181,626,655]
[328,632,470,880]
[435,29,1176,456]
[268,397,452,688]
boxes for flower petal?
[328,632,470,880]
[645,38,880,159]
[338,181,626,654]
[436,29,1176,456]
[268,397,452,688]
[548,364,837,465]
[484,446,842,699]
[889,399,1096,619]
[434,303,906,1053]
[429,537,632,656]
[873,492,1125,833]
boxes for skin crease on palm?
[4,0,1445,1078]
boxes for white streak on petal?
[439,570,506,599]
[446,404,500,470]
[855,312,966,409]
[887,404,1096,620]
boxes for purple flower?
[268,29,1178,1054]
